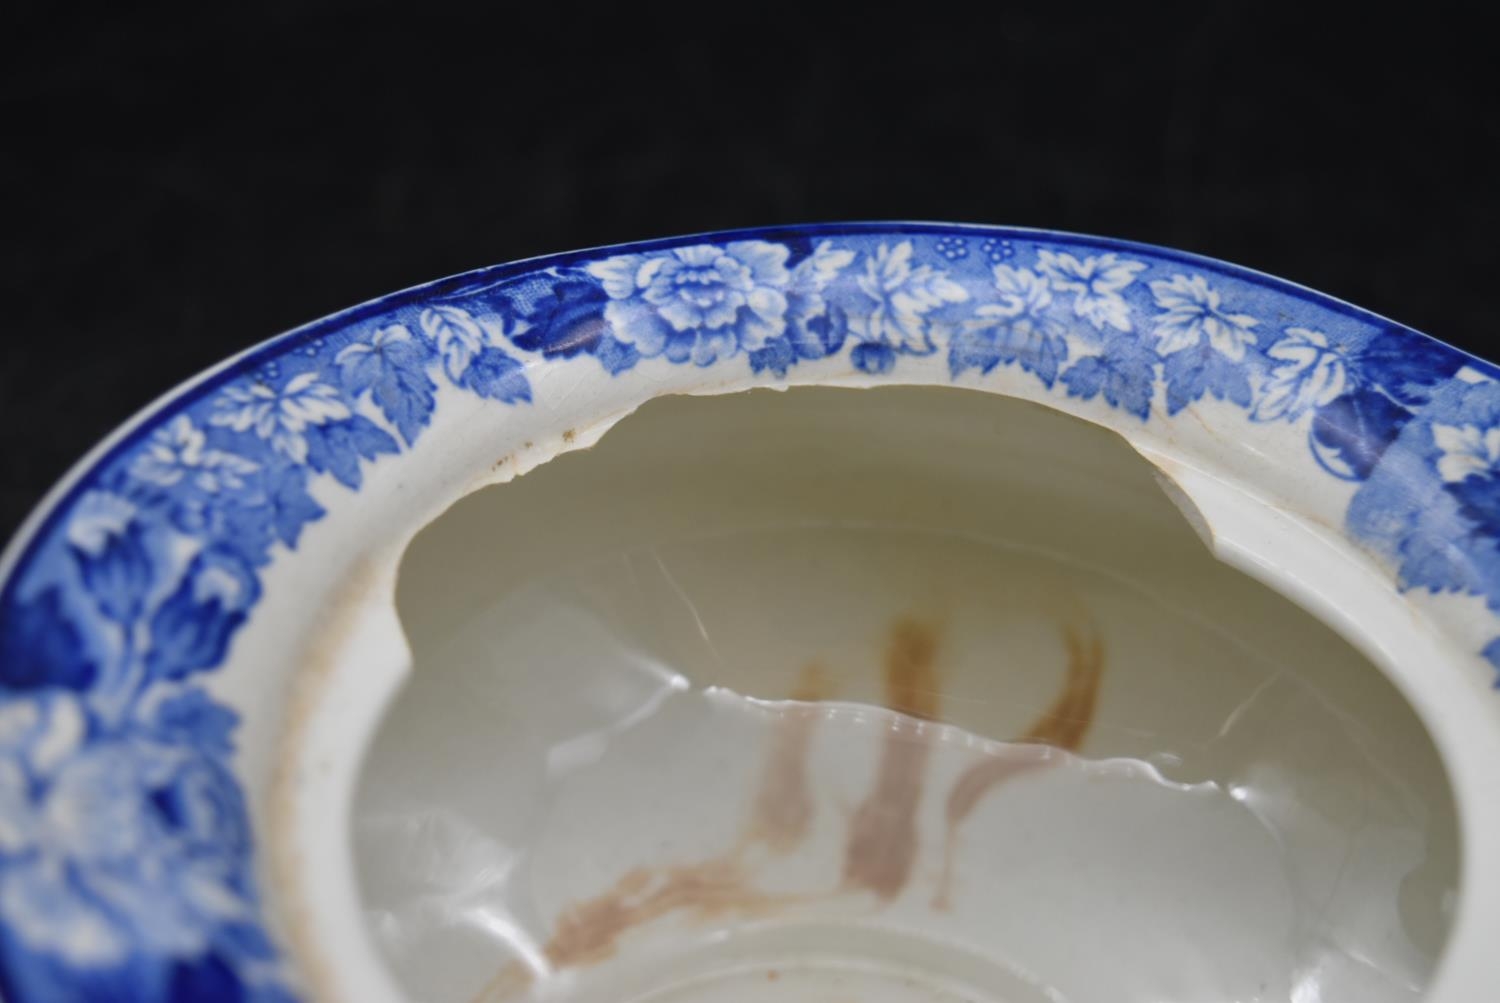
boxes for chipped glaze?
[3,224,1498,1002]
[467,612,1103,1002]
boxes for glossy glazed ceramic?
[1,225,1496,1002]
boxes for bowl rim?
[8,220,1494,588]
[4,221,1499,1003]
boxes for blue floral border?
[0,223,1495,1002]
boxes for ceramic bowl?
[1,224,1496,1003]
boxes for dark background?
[2,6,1493,541]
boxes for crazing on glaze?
[0,224,1495,1001]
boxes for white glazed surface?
[3,226,1499,1003]
[358,389,1455,1003]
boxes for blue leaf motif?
[66,492,155,624]
[948,264,1065,386]
[10,228,1500,1003]
[149,754,250,856]
[459,347,532,403]
[0,939,160,1003]
[781,242,854,369]
[166,951,250,1003]
[1343,430,1500,599]
[507,278,611,359]
[1161,341,1252,414]
[748,338,797,377]
[1445,472,1500,538]
[1060,334,1157,419]
[851,341,895,374]
[948,319,1067,386]
[1310,389,1411,480]
[266,466,324,549]
[216,922,278,963]
[336,326,436,447]
[302,416,399,490]
[1483,637,1500,681]
[1357,330,1464,406]
[592,337,640,376]
[789,304,848,361]
[148,690,240,757]
[0,589,96,691]
[1398,518,1493,596]
[146,548,261,681]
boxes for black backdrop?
[2,6,1494,539]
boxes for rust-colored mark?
[472,962,534,1003]
[474,861,798,1001]
[545,860,770,969]
[883,617,941,721]
[474,664,839,1001]
[562,428,576,444]
[842,618,942,900]
[746,663,833,852]
[1017,626,1103,751]
[934,625,1104,909]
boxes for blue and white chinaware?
[2,223,1500,1002]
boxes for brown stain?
[472,962,534,1003]
[543,859,791,969]
[267,556,394,1003]
[746,663,834,852]
[473,663,840,1002]
[476,860,810,1000]
[475,613,1105,998]
[1018,626,1103,750]
[842,617,942,900]
[533,664,840,963]
[882,617,942,721]
[933,625,1104,909]
[562,428,576,444]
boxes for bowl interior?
[353,387,1457,1003]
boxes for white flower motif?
[851,241,968,352]
[419,307,488,382]
[65,491,139,556]
[1251,328,1350,422]
[210,372,351,464]
[1035,250,1146,332]
[587,241,793,365]
[0,695,84,779]
[1432,423,1500,484]
[0,857,129,964]
[0,728,252,966]
[1149,273,1259,361]
[0,694,85,854]
[131,415,259,493]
